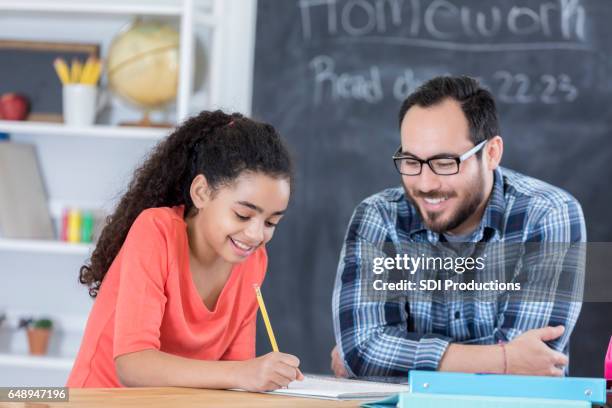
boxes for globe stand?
[120,111,173,128]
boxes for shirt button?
[454,311,461,319]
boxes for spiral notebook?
[266,375,408,401]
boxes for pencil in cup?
[53,58,71,85]
[53,57,102,85]
[253,284,279,352]
[81,56,102,85]
[70,58,82,83]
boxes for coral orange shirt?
[66,206,267,387]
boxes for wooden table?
[1,388,363,407]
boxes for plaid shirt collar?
[404,167,506,243]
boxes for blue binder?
[399,393,590,408]
[360,392,591,408]
[408,370,606,405]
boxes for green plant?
[18,317,53,330]
[33,319,53,330]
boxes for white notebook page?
[267,375,408,400]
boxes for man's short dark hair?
[398,76,499,146]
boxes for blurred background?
[0,0,610,386]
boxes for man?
[331,76,585,377]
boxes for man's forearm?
[438,343,505,373]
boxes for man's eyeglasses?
[392,140,487,176]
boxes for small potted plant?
[19,317,53,356]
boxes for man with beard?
[331,76,585,377]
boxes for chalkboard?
[0,40,99,120]
[252,0,612,377]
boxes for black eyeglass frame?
[392,140,487,176]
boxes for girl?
[67,110,303,391]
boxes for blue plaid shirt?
[332,167,586,376]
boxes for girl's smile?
[187,171,290,266]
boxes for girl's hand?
[237,352,304,392]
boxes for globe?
[107,19,180,124]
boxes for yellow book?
[67,209,82,243]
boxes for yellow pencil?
[70,59,82,84]
[82,59,101,85]
[81,56,94,84]
[89,59,102,84]
[254,284,279,352]
[53,58,70,85]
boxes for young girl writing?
[67,110,303,390]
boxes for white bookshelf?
[0,120,169,141]
[0,2,181,16]
[0,312,89,377]
[0,353,74,370]
[0,239,92,255]
[0,0,258,386]
[0,0,224,124]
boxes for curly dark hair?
[79,110,293,298]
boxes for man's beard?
[404,173,485,234]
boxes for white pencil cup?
[62,84,100,126]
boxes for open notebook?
[266,375,408,400]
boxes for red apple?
[0,93,30,121]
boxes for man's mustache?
[412,190,457,200]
